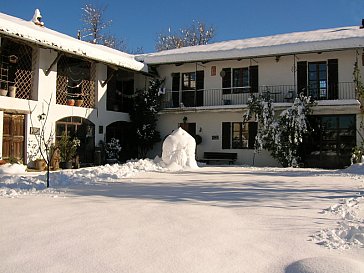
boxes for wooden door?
[2,113,25,161]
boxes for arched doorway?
[56,117,95,166]
[106,121,137,162]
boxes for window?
[308,62,327,99]
[222,66,258,94]
[182,72,196,90]
[297,59,338,100]
[106,68,134,112]
[302,115,356,168]
[222,122,258,149]
[171,71,204,107]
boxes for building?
[1,10,364,169]
[139,23,364,168]
[0,12,149,166]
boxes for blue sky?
[0,0,363,53]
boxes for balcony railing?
[160,83,356,109]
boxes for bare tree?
[156,20,216,51]
[80,3,126,51]
[28,94,57,188]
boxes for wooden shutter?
[249,66,259,93]
[222,122,231,149]
[248,122,258,149]
[297,61,307,96]
[328,59,338,99]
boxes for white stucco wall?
[151,48,364,166]
[149,110,280,167]
[0,45,147,163]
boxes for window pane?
[182,72,196,90]
[242,68,249,90]
[308,63,317,72]
[233,68,242,87]
[231,122,250,149]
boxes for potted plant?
[67,98,75,106]
[34,158,46,171]
[58,132,80,169]
[105,138,122,164]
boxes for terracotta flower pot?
[67,99,75,106]
[8,86,16,97]
[34,159,46,171]
[75,99,83,107]
[0,89,8,96]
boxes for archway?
[56,116,95,166]
[106,121,137,162]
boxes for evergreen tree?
[129,79,163,158]
[245,93,313,167]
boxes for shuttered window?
[222,122,258,149]
[222,66,259,94]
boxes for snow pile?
[161,127,198,170]
[0,173,59,198]
[285,257,364,273]
[342,163,364,175]
[312,196,364,249]
[0,163,27,174]
[0,159,166,197]
[0,146,201,198]
[49,159,166,186]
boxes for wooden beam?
[45,52,63,76]
[101,69,117,88]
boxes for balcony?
[56,55,96,108]
[160,83,356,109]
[0,38,34,100]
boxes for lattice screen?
[56,56,96,108]
[14,69,33,100]
[0,37,34,100]
[56,75,68,105]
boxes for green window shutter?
[171,73,180,107]
[222,122,231,149]
[249,65,259,93]
[297,61,307,96]
[327,59,338,99]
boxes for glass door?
[308,62,327,100]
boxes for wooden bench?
[200,152,237,165]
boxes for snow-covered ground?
[0,160,363,273]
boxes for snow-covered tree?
[129,79,163,158]
[80,3,127,51]
[245,93,313,167]
[155,20,215,51]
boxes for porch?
[160,82,356,109]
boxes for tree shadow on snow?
[63,170,359,209]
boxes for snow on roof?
[139,26,364,64]
[0,12,147,72]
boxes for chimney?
[31,9,44,27]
